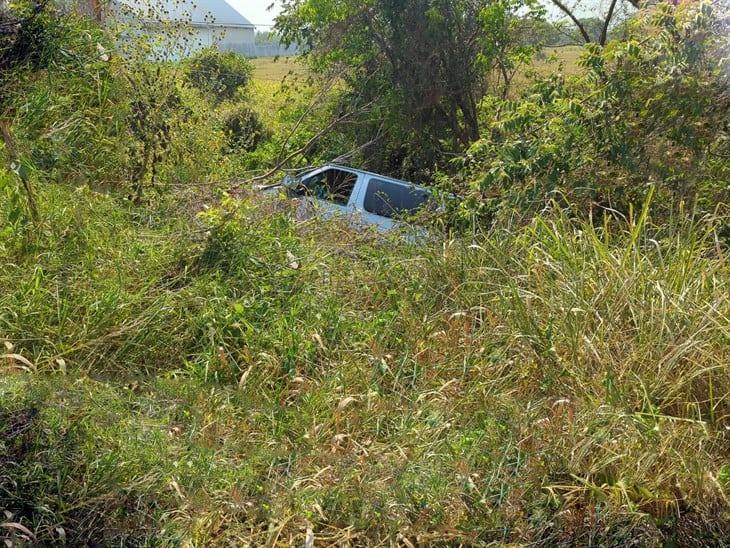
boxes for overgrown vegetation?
[454,3,730,223]
[2,185,728,545]
[1,0,728,545]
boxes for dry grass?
[533,45,585,76]
[511,46,585,92]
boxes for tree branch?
[549,0,592,44]
[230,100,377,190]
[274,74,340,167]
[600,0,619,46]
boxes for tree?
[515,17,570,45]
[185,48,252,103]
[276,0,542,178]
[112,1,229,202]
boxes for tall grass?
[1,184,728,545]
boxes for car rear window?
[363,179,431,219]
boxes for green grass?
[1,182,728,545]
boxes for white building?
[113,0,256,56]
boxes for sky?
[228,0,282,29]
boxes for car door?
[357,176,431,231]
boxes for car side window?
[363,178,431,219]
[300,168,358,206]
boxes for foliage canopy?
[277,0,543,179]
[452,2,729,222]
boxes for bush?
[3,7,228,201]
[221,105,269,152]
[123,64,226,200]
[185,47,253,102]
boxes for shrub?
[185,47,253,102]
[221,105,269,152]
[122,64,226,199]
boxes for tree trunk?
[455,93,480,146]
[599,0,619,46]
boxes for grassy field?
[251,56,310,83]
[251,46,585,87]
[1,180,728,545]
[533,46,584,74]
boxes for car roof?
[312,164,424,190]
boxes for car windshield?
[363,178,431,219]
[296,168,358,206]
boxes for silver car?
[276,164,434,232]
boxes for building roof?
[116,0,255,28]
